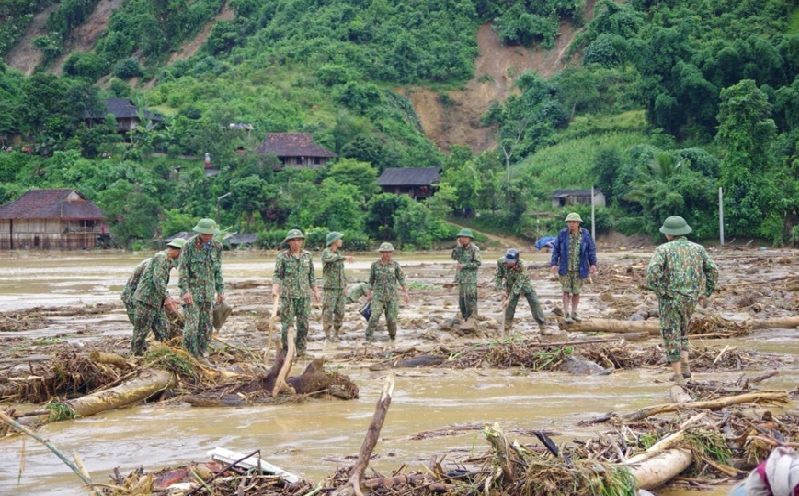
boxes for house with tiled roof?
[85,98,164,136]
[551,189,606,208]
[0,190,107,249]
[254,133,337,169]
[377,167,441,200]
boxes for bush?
[113,58,143,79]
[256,229,285,250]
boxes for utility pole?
[590,185,596,240]
[718,187,725,246]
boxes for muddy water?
[1,251,796,495]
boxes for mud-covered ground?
[1,247,798,496]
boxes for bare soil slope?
[406,0,597,153]
[3,5,59,76]
[51,0,123,75]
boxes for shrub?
[113,58,143,79]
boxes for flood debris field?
[0,248,798,495]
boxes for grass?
[144,347,197,379]
[46,402,77,422]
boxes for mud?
[0,247,798,495]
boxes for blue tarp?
[535,237,556,250]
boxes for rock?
[557,356,612,376]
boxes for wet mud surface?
[0,248,798,495]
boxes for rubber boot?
[681,359,692,379]
[331,327,341,342]
[322,323,332,341]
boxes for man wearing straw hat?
[646,216,717,385]
[364,242,409,343]
[179,218,225,364]
[272,228,321,355]
[451,228,482,326]
[321,231,355,341]
[130,238,185,355]
[550,212,597,323]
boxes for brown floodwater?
[1,251,796,495]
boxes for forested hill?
[1,0,798,249]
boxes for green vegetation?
[1,0,798,247]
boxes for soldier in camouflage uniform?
[365,242,409,342]
[321,231,355,341]
[496,249,546,334]
[130,238,185,355]
[346,282,371,304]
[550,212,597,323]
[179,219,225,364]
[272,229,321,355]
[122,257,151,324]
[646,216,718,385]
[451,228,482,323]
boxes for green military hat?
[284,228,305,242]
[659,216,692,235]
[166,238,186,249]
[457,228,475,239]
[193,218,221,234]
[326,231,343,246]
[565,212,583,223]
[377,242,395,252]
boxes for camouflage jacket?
[121,258,150,305]
[451,243,482,287]
[369,260,406,301]
[273,250,316,298]
[346,282,371,303]
[646,236,718,300]
[321,247,347,290]
[178,235,224,304]
[133,251,178,308]
[495,259,534,295]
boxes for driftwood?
[628,448,693,490]
[272,327,296,397]
[562,316,799,335]
[264,296,280,363]
[89,351,131,369]
[669,385,692,404]
[751,316,799,329]
[0,411,104,496]
[61,368,175,419]
[334,374,395,496]
[592,391,789,423]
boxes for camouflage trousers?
[365,297,398,340]
[280,296,311,354]
[124,300,136,324]
[658,295,696,363]
[182,302,213,357]
[131,301,169,356]
[322,289,345,338]
[505,288,545,330]
[458,284,478,320]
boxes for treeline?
[2,0,799,246]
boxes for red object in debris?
[204,152,212,168]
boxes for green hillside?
[1,0,798,247]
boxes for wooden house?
[85,98,164,135]
[0,189,107,249]
[254,133,337,169]
[377,167,441,200]
[551,189,606,208]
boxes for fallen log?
[562,316,799,335]
[591,391,789,424]
[272,327,296,397]
[627,448,693,490]
[751,316,799,329]
[54,369,176,420]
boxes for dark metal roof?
[552,189,600,197]
[0,189,104,220]
[254,133,337,158]
[224,233,258,245]
[164,232,193,242]
[377,167,441,186]
[86,98,163,122]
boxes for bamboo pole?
[0,411,104,496]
